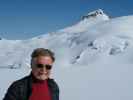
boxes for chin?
[38,76,47,80]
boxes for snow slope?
[0,9,133,100]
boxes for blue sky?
[0,0,133,39]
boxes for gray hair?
[31,48,55,62]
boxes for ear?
[31,58,34,68]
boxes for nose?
[40,67,47,72]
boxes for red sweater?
[29,79,51,100]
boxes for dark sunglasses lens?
[45,65,52,70]
[36,64,52,70]
[37,64,44,68]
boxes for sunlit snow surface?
[0,9,133,100]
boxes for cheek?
[32,68,40,75]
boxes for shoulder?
[14,75,30,84]
[9,75,31,90]
[47,78,60,92]
[3,75,31,100]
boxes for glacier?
[0,9,133,100]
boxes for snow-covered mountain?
[0,9,132,67]
[59,9,109,34]
[1,9,133,100]
[81,9,109,20]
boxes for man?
[3,48,59,100]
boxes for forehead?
[32,56,53,64]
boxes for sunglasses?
[36,64,52,70]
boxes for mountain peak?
[82,9,109,20]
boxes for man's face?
[31,56,53,80]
